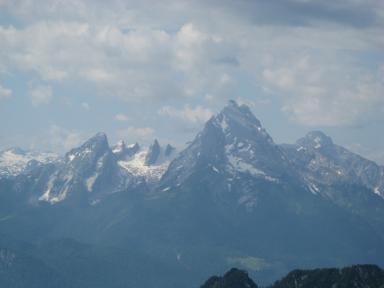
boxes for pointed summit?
[207,100,274,149]
[297,131,334,150]
[201,268,258,288]
[127,142,140,155]
[112,141,140,160]
[40,132,132,204]
[112,140,126,154]
[214,100,262,134]
[161,100,293,189]
[65,132,109,164]
[145,139,161,165]
[164,144,175,157]
[82,132,109,151]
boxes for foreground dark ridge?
[201,265,384,288]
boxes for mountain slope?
[202,265,384,288]
[0,101,384,287]
[271,265,384,288]
[201,268,258,288]
[281,131,384,198]
[116,139,177,183]
[0,147,58,178]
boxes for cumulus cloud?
[0,17,238,103]
[29,84,53,106]
[116,126,154,142]
[0,0,383,131]
[115,113,129,122]
[261,54,384,126]
[158,105,213,124]
[0,84,12,99]
[47,125,86,152]
[81,102,90,110]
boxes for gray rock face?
[145,139,161,165]
[27,132,136,204]
[112,141,140,160]
[164,144,175,157]
[0,147,59,178]
[160,100,299,208]
[281,131,384,198]
[1,101,384,288]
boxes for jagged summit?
[84,132,108,145]
[112,140,140,160]
[145,139,161,165]
[115,139,177,183]
[65,132,110,163]
[160,100,292,191]
[201,268,258,288]
[113,140,126,152]
[212,100,263,135]
[297,130,334,150]
[164,144,175,157]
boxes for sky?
[0,0,384,164]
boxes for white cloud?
[158,105,213,124]
[0,0,382,127]
[82,68,113,82]
[0,18,237,103]
[116,126,154,142]
[81,102,90,110]
[261,54,384,126]
[29,84,52,106]
[115,113,129,122]
[0,84,12,99]
[47,125,85,152]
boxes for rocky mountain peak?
[297,130,334,150]
[112,141,140,160]
[160,101,291,190]
[213,100,263,135]
[201,268,258,288]
[164,144,175,157]
[145,139,161,165]
[113,140,126,152]
[65,132,109,163]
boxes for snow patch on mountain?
[307,181,320,195]
[374,187,382,197]
[0,148,59,177]
[117,142,176,182]
[224,136,279,183]
[86,173,99,192]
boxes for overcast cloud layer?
[0,0,384,163]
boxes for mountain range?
[201,265,384,288]
[0,100,384,287]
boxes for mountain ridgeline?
[202,265,384,288]
[0,100,384,288]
